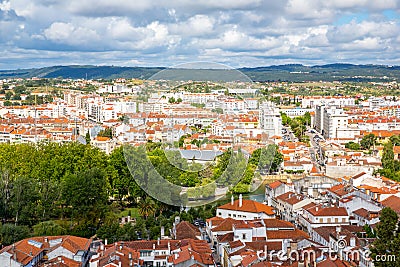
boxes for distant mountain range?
[1,64,400,82]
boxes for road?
[305,128,325,173]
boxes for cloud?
[0,0,400,69]
[44,22,101,46]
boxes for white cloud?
[0,1,11,11]
[170,15,215,36]
[44,22,100,46]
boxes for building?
[216,195,275,220]
[274,192,314,223]
[91,136,117,154]
[322,106,349,139]
[259,102,282,138]
[0,235,92,267]
[298,204,350,234]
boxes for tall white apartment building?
[315,105,325,133]
[322,107,349,139]
[259,102,282,137]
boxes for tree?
[303,112,311,126]
[382,141,395,171]
[0,224,30,245]
[389,135,400,146]
[33,221,66,236]
[97,128,113,138]
[85,131,91,144]
[5,91,13,100]
[109,146,144,203]
[371,207,400,266]
[360,134,376,150]
[61,168,109,222]
[168,97,176,103]
[138,197,156,219]
[280,112,291,126]
[345,142,361,150]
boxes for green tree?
[371,207,400,266]
[345,142,361,150]
[360,134,376,150]
[109,146,144,203]
[382,141,395,171]
[97,128,113,138]
[280,112,291,126]
[61,167,109,222]
[33,221,66,236]
[303,112,311,126]
[0,224,30,245]
[85,131,91,144]
[138,197,156,219]
[389,135,400,146]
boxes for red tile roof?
[266,229,309,240]
[268,180,284,189]
[218,199,275,215]
[175,221,201,240]
[381,195,400,213]
[306,205,348,217]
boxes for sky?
[0,0,400,69]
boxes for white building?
[322,106,349,139]
[216,195,275,220]
[259,102,282,137]
[298,204,349,234]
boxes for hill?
[1,64,400,82]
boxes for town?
[0,77,400,267]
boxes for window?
[335,218,338,223]
[228,214,232,217]
[327,218,331,223]
[233,214,236,217]
[218,212,222,216]
[319,218,323,223]
[342,218,346,222]
[242,233,246,239]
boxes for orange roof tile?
[218,199,275,215]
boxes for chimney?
[100,244,104,251]
[44,237,48,243]
[129,252,132,259]
[119,262,122,267]
[157,238,160,246]
[161,226,165,237]
[153,243,156,250]
[168,241,171,253]
[336,226,341,233]
[105,238,108,246]
[239,194,243,207]
[315,207,319,212]
[175,253,179,260]
[231,195,234,205]
[350,237,356,247]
